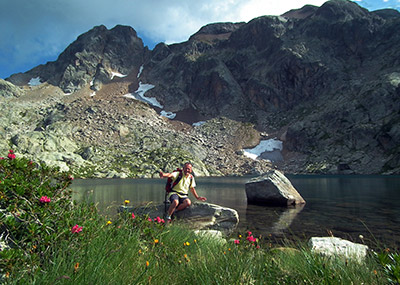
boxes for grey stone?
[245,170,306,206]
[119,202,239,234]
[309,237,369,263]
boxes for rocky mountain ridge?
[3,0,400,176]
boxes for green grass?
[5,204,393,285]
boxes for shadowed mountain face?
[4,0,400,175]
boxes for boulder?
[245,170,306,206]
[309,237,369,263]
[119,202,239,234]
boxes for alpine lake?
[71,174,400,250]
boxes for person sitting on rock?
[159,162,207,221]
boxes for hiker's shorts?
[169,193,189,205]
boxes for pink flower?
[68,175,74,180]
[8,153,16,160]
[0,157,4,160]
[39,196,51,203]
[161,219,165,223]
[131,213,136,219]
[154,216,163,223]
[147,218,152,222]
[247,231,252,236]
[234,239,240,245]
[71,224,83,234]
[8,149,14,154]
[246,236,257,243]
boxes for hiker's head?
[183,162,192,175]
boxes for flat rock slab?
[245,170,306,206]
[309,237,369,262]
[119,202,239,234]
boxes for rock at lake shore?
[119,202,239,234]
[245,170,306,206]
[309,237,369,263]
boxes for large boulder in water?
[119,202,239,234]
[245,170,306,206]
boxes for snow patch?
[243,139,283,160]
[137,65,144,78]
[111,72,127,80]
[28,77,41,86]
[90,92,96,97]
[160,111,176,119]
[123,82,162,108]
[193,121,206,127]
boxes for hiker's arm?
[190,187,207,201]
[159,171,174,178]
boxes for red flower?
[234,239,240,245]
[8,153,16,160]
[8,149,14,154]
[39,196,51,203]
[131,213,136,219]
[246,236,257,243]
[71,224,83,234]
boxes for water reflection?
[71,175,400,248]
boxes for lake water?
[71,175,400,249]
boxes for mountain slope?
[4,0,400,175]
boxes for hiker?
[159,162,206,221]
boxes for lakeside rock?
[309,237,369,263]
[119,202,239,234]
[245,170,306,206]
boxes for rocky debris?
[0,79,24,98]
[309,237,369,263]
[245,170,306,206]
[120,202,239,234]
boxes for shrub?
[0,149,74,276]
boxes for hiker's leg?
[167,195,179,217]
[176,198,191,211]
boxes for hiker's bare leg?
[176,198,191,211]
[167,199,179,217]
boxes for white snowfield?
[243,139,283,160]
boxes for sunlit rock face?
[245,170,306,206]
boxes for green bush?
[0,149,74,276]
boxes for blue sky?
[0,0,399,79]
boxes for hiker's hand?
[197,197,207,201]
[159,171,164,178]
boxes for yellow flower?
[154,239,159,244]
[194,239,197,243]
[138,249,142,255]
[184,254,188,258]
[107,221,112,225]
[239,235,242,238]
[146,261,150,267]
[124,200,130,204]
[184,241,190,246]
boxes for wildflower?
[154,239,159,244]
[71,224,83,234]
[68,175,74,180]
[228,248,231,251]
[359,234,364,239]
[9,149,13,154]
[154,216,162,223]
[8,153,16,160]
[124,200,130,204]
[0,157,4,160]
[247,231,252,236]
[131,213,136,219]
[246,236,257,243]
[107,221,112,225]
[147,218,152,222]
[184,241,190,246]
[373,270,378,275]
[39,196,51,203]
[194,239,197,243]
[138,249,142,255]
[74,262,80,273]
[146,261,150,267]
[234,239,240,245]
[238,234,242,238]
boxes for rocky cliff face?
[3,0,400,175]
